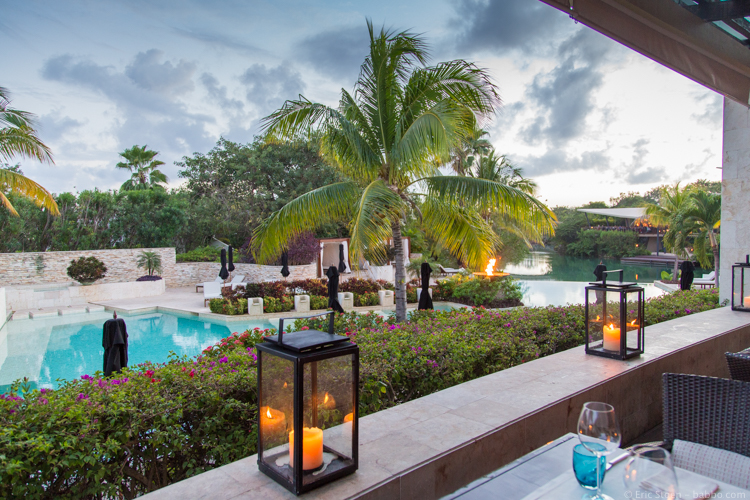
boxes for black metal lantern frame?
[256,311,359,495]
[585,269,645,360]
[731,255,750,312]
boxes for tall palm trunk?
[391,221,407,322]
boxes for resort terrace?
[141,306,750,500]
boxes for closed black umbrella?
[338,244,347,273]
[227,246,235,273]
[219,248,229,280]
[593,262,607,281]
[281,251,290,278]
[103,316,128,377]
[680,260,695,291]
[326,266,345,313]
[418,262,433,310]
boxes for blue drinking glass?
[573,443,607,490]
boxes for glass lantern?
[256,311,359,495]
[732,255,750,312]
[585,269,644,360]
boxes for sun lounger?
[693,271,716,288]
[196,276,222,292]
[438,264,462,276]
[203,282,223,306]
[230,275,246,289]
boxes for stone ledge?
[142,306,750,500]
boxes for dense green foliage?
[433,274,524,307]
[0,289,722,498]
[566,230,651,258]
[66,256,107,284]
[176,245,220,262]
[0,138,340,254]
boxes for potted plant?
[136,251,163,281]
[67,256,107,285]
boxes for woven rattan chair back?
[662,373,750,457]
[726,350,750,382]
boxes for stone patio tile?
[384,397,452,422]
[484,378,569,410]
[417,383,485,410]
[461,369,529,396]
[28,309,58,319]
[448,397,528,428]
[401,411,493,453]
[142,467,249,500]
[87,305,106,313]
[358,408,423,445]
[58,306,88,316]
[362,430,440,475]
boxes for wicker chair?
[662,373,750,457]
[725,349,750,382]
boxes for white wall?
[0,288,6,325]
[721,98,750,303]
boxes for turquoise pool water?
[0,312,273,391]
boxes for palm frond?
[348,180,406,268]
[419,175,556,237]
[421,197,498,268]
[0,168,60,216]
[252,182,360,264]
[0,126,54,164]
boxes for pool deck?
[86,287,469,326]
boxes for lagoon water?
[504,251,682,307]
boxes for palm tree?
[0,86,59,216]
[254,21,556,321]
[644,183,693,279]
[136,250,163,276]
[116,145,168,191]
[449,124,492,175]
[684,190,721,279]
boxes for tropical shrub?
[208,298,248,315]
[263,296,294,313]
[567,230,651,258]
[286,278,329,296]
[310,295,329,310]
[176,246,220,262]
[432,274,523,307]
[0,290,723,499]
[66,256,107,284]
[339,278,381,295]
[354,292,379,307]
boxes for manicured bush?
[354,292,380,307]
[263,296,294,313]
[0,290,723,498]
[287,278,328,296]
[340,278,380,295]
[66,256,107,284]
[209,298,248,315]
[175,245,220,262]
[310,295,329,310]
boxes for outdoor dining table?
[444,433,750,500]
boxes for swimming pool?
[0,311,273,391]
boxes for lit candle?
[320,392,336,410]
[603,323,621,351]
[289,427,324,470]
[260,406,286,436]
[342,412,354,440]
[626,319,639,330]
[744,297,750,308]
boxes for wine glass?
[577,402,621,500]
[623,446,678,500]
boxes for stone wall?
[0,248,317,289]
[173,262,318,287]
[0,248,178,286]
[721,98,750,304]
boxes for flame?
[630,319,637,326]
[283,382,287,388]
[596,315,600,321]
[266,408,273,419]
[635,274,639,280]
[609,323,614,329]
[485,258,497,276]
[324,392,329,404]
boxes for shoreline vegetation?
[0,289,721,499]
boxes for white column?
[721,97,750,303]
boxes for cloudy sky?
[3,0,723,207]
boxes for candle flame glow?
[485,258,496,276]
[283,382,287,388]
[609,323,614,329]
[635,274,638,280]
[324,392,329,404]
[266,408,273,419]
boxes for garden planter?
[294,294,310,313]
[378,290,394,307]
[248,297,264,315]
[337,292,354,310]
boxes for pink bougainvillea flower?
[219,356,228,363]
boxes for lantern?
[731,255,750,312]
[585,269,644,360]
[256,311,358,495]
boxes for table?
[444,433,750,499]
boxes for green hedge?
[175,245,221,262]
[208,298,247,315]
[0,289,722,498]
[567,230,651,258]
